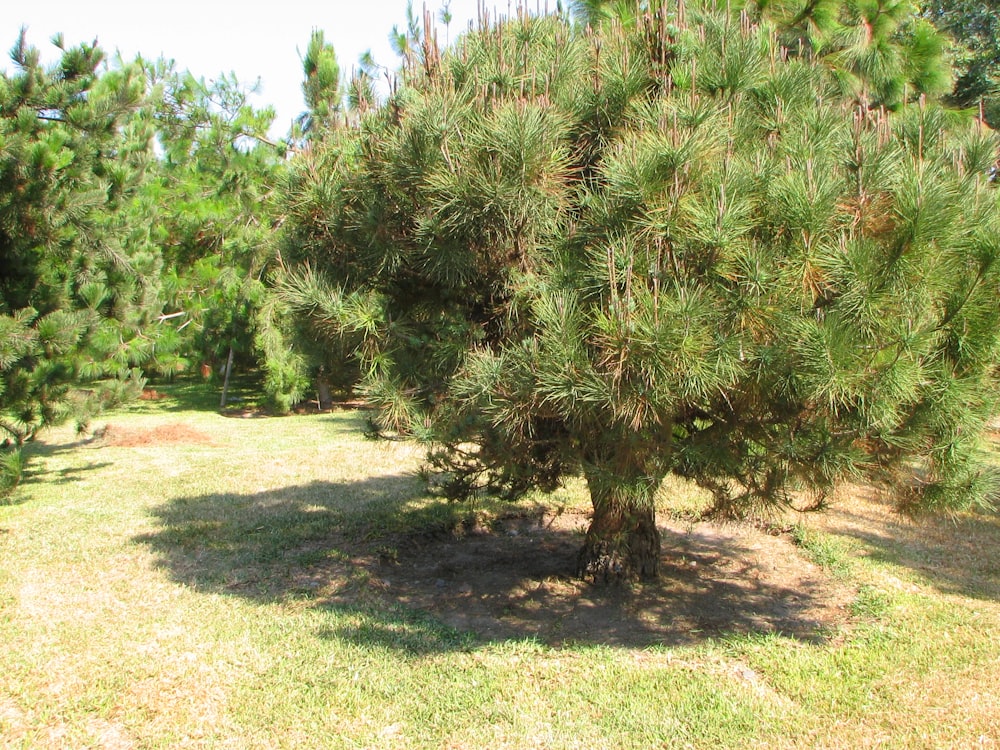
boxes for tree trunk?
[576,465,662,582]
[219,346,234,409]
[316,375,333,410]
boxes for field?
[1,381,999,748]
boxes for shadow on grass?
[39,460,115,485]
[135,476,855,651]
[136,372,266,414]
[14,437,114,494]
[822,490,1000,601]
[315,603,478,655]
[134,475,430,592]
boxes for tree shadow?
[370,511,853,649]
[819,487,1000,602]
[135,476,855,652]
[143,377,261,413]
[14,436,114,491]
[134,475,430,594]
[33,461,115,485]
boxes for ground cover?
[1,381,998,748]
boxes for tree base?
[575,509,661,583]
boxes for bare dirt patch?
[97,423,215,448]
[137,477,903,648]
[331,508,857,647]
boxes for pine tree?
[279,1,1000,579]
[254,28,369,413]
[298,30,343,136]
[922,0,1000,125]
[0,31,165,492]
[143,62,284,397]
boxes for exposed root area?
[332,508,857,646]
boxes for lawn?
[1,381,998,748]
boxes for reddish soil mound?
[98,423,214,448]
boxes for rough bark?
[576,504,661,581]
[576,464,662,582]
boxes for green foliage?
[279,1,1000,578]
[143,62,284,383]
[0,446,24,498]
[0,31,283,475]
[0,31,164,459]
[390,1,426,61]
[922,0,1000,125]
[299,29,342,135]
[576,0,954,108]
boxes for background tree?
[255,29,366,413]
[765,0,951,108]
[0,31,167,493]
[922,0,1000,125]
[389,1,426,62]
[0,32,286,493]
[298,30,342,136]
[144,63,283,401]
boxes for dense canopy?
[275,1,1000,577]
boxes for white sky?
[1,1,503,137]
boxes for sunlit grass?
[1,379,998,747]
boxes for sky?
[1,0,502,137]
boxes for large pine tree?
[279,0,1000,579]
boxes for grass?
[790,523,856,579]
[1,378,999,748]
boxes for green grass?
[790,523,856,579]
[1,379,999,748]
